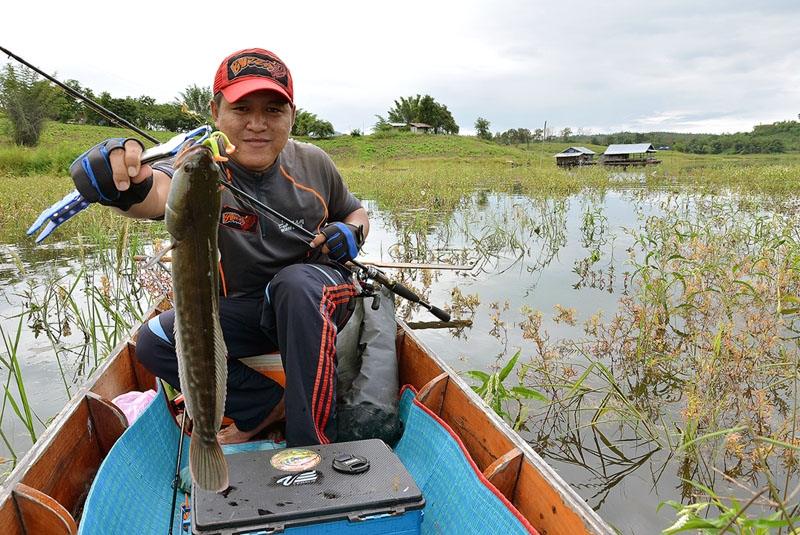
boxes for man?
[69,48,369,447]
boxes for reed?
[0,228,155,475]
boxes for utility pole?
[540,120,547,168]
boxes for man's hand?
[313,222,364,263]
[70,138,154,211]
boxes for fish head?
[166,144,223,240]
[175,144,219,179]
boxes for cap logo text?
[228,55,288,86]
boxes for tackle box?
[192,439,425,534]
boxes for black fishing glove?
[70,138,153,211]
[320,222,364,263]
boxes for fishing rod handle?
[386,280,420,303]
[426,304,451,323]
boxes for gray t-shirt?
[156,139,362,297]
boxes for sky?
[2,1,799,136]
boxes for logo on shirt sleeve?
[220,206,258,233]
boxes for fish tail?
[189,437,229,492]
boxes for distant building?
[601,143,661,167]
[554,146,596,167]
[388,122,433,133]
[409,122,433,134]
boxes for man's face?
[211,90,295,171]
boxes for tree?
[386,94,459,134]
[292,108,335,138]
[388,95,420,124]
[494,128,532,146]
[149,103,198,131]
[177,84,212,124]
[560,127,572,142]
[0,64,60,146]
[475,117,491,140]
[373,115,393,132]
[50,79,89,123]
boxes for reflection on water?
[2,188,799,533]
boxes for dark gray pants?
[136,263,355,447]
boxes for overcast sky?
[3,1,798,135]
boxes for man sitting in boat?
[68,48,370,447]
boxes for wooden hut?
[601,143,661,167]
[409,122,433,134]
[554,146,596,167]
[388,122,433,134]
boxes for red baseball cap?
[213,48,294,104]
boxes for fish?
[166,143,228,492]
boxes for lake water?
[1,187,798,534]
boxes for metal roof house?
[387,122,434,133]
[554,146,596,167]
[601,143,661,167]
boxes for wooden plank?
[90,343,138,401]
[439,378,515,472]
[396,327,446,390]
[19,398,102,519]
[416,373,449,415]
[85,392,128,456]
[13,483,77,535]
[130,343,158,391]
[514,459,604,535]
[0,498,24,535]
[483,447,523,501]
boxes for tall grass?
[0,227,156,477]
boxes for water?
[2,188,798,533]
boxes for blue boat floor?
[79,387,533,534]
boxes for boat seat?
[78,384,281,534]
[395,387,537,534]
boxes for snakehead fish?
[166,142,228,492]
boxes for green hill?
[0,118,571,175]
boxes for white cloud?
[2,0,798,135]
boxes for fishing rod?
[0,45,159,144]
[168,408,188,535]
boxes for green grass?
[0,117,173,175]
[2,121,800,243]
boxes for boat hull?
[0,300,613,534]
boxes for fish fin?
[189,437,229,492]
[141,240,176,270]
[174,315,192,420]
[213,318,228,431]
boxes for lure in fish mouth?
[166,135,233,492]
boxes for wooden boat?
[0,300,613,534]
